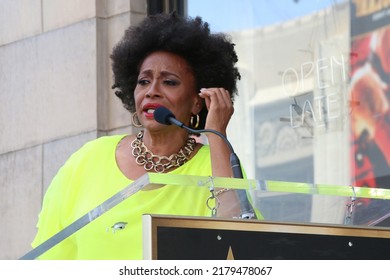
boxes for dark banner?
[155,226,390,260]
[349,0,390,224]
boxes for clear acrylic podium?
[20,173,390,260]
[140,173,390,259]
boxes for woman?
[31,12,257,260]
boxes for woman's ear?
[191,95,203,115]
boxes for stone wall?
[0,0,147,259]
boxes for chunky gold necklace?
[131,130,196,173]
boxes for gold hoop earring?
[190,114,200,129]
[132,112,142,128]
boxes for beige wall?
[0,0,147,259]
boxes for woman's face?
[134,51,201,129]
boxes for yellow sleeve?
[31,155,78,259]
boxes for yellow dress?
[32,135,221,259]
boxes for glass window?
[188,0,390,226]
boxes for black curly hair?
[110,12,241,129]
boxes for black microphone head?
[153,106,175,125]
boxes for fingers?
[198,88,234,132]
[199,88,233,110]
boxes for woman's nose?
[145,81,162,98]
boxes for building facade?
[1,0,389,259]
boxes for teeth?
[146,109,155,114]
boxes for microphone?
[154,106,185,127]
[154,106,256,219]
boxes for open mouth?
[142,104,162,118]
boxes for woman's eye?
[164,80,179,86]
[137,79,149,85]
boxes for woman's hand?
[199,88,234,134]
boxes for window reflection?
[188,0,390,226]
